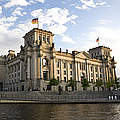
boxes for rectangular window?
[91,67,93,71]
[18,65,20,71]
[57,70,59,74]
[100,74,102,78]
[57,76,59,81]
[100,68,102,73]
[57,61,59,68]
[15,66,16,72]
[64,77,66,82]
[91,79,93,83]
[43,36,46,42]
[70,63,72,69]
[70,77,72,80]
[70,71,72,75]
[64,71,66,75]
[96,74,98,77]
[95,67,98,72]
[18,72,20,77]
[64,63,66,68]
[47,36,50,43]
[80,62,82,70]
[91,73,93,77]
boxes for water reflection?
[0,104,120,120]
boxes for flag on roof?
[32,18,38,24]
[96,37,99,42]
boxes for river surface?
[0,104,120,120]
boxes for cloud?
[0,7,77,55]
[29,0,45,3]
[35,0,45,3]
[31,8,78,34]
[0,6,2,14]
[0,16,18,30]
[97,19,112,25]
[61,34,76,44]
[48,24,68,34]
[12,7,27,16]
[76,0,107,10]
[4,0,29,8]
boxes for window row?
[57,70,72,75]
[91,66,102,72]
[8,64,20,73]
[57,61,72,69]
[9,72,20,79]
[57,76,72,82]
[39,35,50,43]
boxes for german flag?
[96,37,99,42]
[32,18,38,24]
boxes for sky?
[0,0,120,77]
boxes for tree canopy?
[95,79,103,87]
[67,79,76,87]
[81,78,90,89]
[106,80,115,88]
[49,79,59,86]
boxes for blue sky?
[0,0,120,76]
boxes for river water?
[0,104,120,120]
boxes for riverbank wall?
[0,91,120,103]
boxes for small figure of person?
[58,86,62,95]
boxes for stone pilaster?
[67,62,70,81]
[27,55,31,79]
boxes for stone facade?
[0,28,117,91]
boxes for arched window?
[47,36,50,43]
[43,36,46,43]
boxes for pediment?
[76,51,91,59]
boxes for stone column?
[78,62,80,81]
[27,55,31,79]
[67,62,70,81]
[53,57,55,79]
[53,57,57,79]
[77,62,79,81]
[93,66,95,82]
[103,63,106,84]
[20,60,23,81]
[74,62,77,81]
[40,55,42,79]
[33,50,38,90]
[66,61,68,82]
[113,66,116,81]
[27,55,31,90]
[60,59,62,81]
[106,66,108,82]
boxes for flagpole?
[96,37,99,46]
[37,20,39,29]
[98,41,99,46]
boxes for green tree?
[95,79,103,91]
[49,79,59,91]
[67,79,76,91]
[106,80,115,91]
[81,78,90,90]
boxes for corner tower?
[22,28,55,91]
[23,28,54,48]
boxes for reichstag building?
[0,28,117,91]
